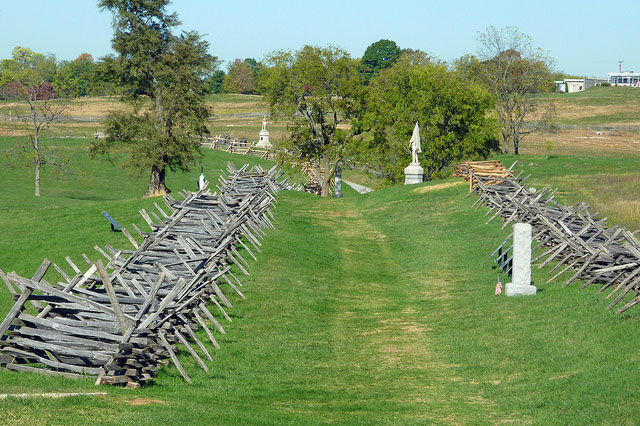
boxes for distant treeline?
[0,39,414,98]
[0,48,271,98]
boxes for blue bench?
[101,211,122,232]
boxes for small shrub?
[544,140,555,159]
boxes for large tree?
[93,0,216,196]
[0,46,69,196]
[363,53,499,182]
[476,26,553,155]
[360,39,401,84]
[222,59,255,94]
[261,45,364,197]
[206,69,225,94]
[55,53,95,97]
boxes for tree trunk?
[319,159,332,197]
[34,131,41,197]
[333,163,342,198]
[500,127,510,154]
[34,153,41,197]
[145,165,169,197]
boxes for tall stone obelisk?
[404,122,424,184]
[505,223,537,296]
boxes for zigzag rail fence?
[466,164,640,315]
[204,136,331,195]
[0,163,301,387]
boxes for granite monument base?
[505,283,537,296]
[404,163,424,185]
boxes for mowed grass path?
[2,165,640,423]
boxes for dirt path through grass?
[283,194,492,423]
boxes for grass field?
[3,89,640,160]
[499,154,640,231]
[1,136,640,423]
[535,86,640,125]
[0,137,278,278]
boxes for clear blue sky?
[0,0,635,77]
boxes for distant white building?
[554,78,608,93]
[608,72,640,87]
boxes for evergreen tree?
[93,0,216,196]
[360,39,401,84]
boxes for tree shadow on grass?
[63,193,108,201]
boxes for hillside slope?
[2,166,639,423]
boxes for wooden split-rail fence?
[205,136,275,161]
[468,167,640,315]
[0,163,300,387]
[203,136,332,195]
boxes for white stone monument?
[255,116,272,149]
[198,166,206,190]
[404,122,424,185]
[505,223,537,296]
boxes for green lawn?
[0,136,279,278]
[498,154,640,230]
[1,140,640,424]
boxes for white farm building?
[608,72,640,87]
[554,78,608,93]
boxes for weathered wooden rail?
[204,136,275,161]
[0,163,299,387]
[203,136,332,195]
[469,169,640,314]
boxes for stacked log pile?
[454,160,514,190]
[471,170,640,315]
[0,163,298,387]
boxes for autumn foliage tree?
[0,46,69,196]
[222,59,256,94]
[476,26,554,154]
[55,53,94,97]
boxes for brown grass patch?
[126,398,165,406]
[558,103,637,122]
[324,210,361,218]
[522,129,640,157]
[336,228,386,240]
[548,370,579,380]
[414,181,464,194]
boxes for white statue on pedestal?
[404,122,424,185]
[256,115,271,149]
[410,122,421,164]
